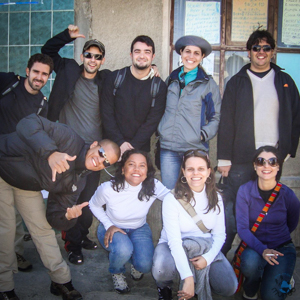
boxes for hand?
[48,152,76,182]
[120,142,134,158]
[104,225,126,248]
[177,276,194,300]
[189,256,207,270]
[65,202,89,220]
[68,24,85,39]
[217,165,231,177]
[152,65,161,77]
[262,249,284,266]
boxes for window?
[171,0,300,93]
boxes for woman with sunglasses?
[89,149,169,294]
[158,35,221,190]
[236,146,300,300]
[152,150,237,300]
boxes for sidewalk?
[14,234,300,300]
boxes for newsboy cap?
[175,35,212,57]
[83,39,105,57]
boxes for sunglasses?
[83,52,103,61]
[184,149,210,161]
[255,157,279,167]
[251,45,272,53]
[98,147,110,168]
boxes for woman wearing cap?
[152,150,237,300]
[158,35,221,190]
[236,146,299,300]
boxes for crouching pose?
[152,150,237,300]
[236,146,300,300]
[89,149,169,294]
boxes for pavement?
[13,232,300,300]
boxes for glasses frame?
[98,147,111,168]
[83,52,103,61]
[184,149,210,162]
[251,45,272,53]
[255,157,279,167]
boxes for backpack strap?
[113,68,127,96]
[1,75,20,99]
[150,77,161,107]
[37,96,47,115]
[171,189,211,234]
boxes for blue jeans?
[160,149,185,189]
[241,243,296,300]
[97,222,154,274]
[152,243,237,296]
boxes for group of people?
[0,23,299,300]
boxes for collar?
[75,144,90,172]
[130,66,155,80]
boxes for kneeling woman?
[89,149,169,294]
[236,146,300,300]
[152,150,237,300]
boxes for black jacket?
[41,28,110,121]
[0,114,90,231]
[217,63,300,163]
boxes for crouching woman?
[152,150,237,300]
[89,149,169,294]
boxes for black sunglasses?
[255,157,279,167]
[251,45,272,53]
[83,52,103,61]
[184,149,209,161]
[98,147,110,168]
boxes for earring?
[181,176,187,184]
[206,177,211,184]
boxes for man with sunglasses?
[42,25,111,264]
[217,29,300,255]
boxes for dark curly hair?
[27,53,54,74]
[111,149,156,201]
[174,149,220,213]
[252,145,283,182]
[246,29,276,50]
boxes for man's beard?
[133,62,150,70]
[28,78,44,91]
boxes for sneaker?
[16,253,32,272]
[81,237,98,250]
[290,276,295,289]
[68,251,84,265]
[50,281,82,300]
[130,264,144,281]
[242,291,258,300]
[0,290,19,300]
[158,286,173,300]
[23,233,32,241]
[112,273,130,294]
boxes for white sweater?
[159,186,225,280]
[89,179,169,230]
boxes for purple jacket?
[236,180,300,255]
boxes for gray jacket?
[158,66,221,152]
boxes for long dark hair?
[252,146,283,182]
[111,149,156,201]
[174,149,220,213]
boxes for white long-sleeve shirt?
[89,179,169,230]
[159,187,225,280]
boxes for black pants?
[221,162,254,255]
[63,171,100,253]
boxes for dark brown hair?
[174,149,220,213]
[111,149,156,201]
